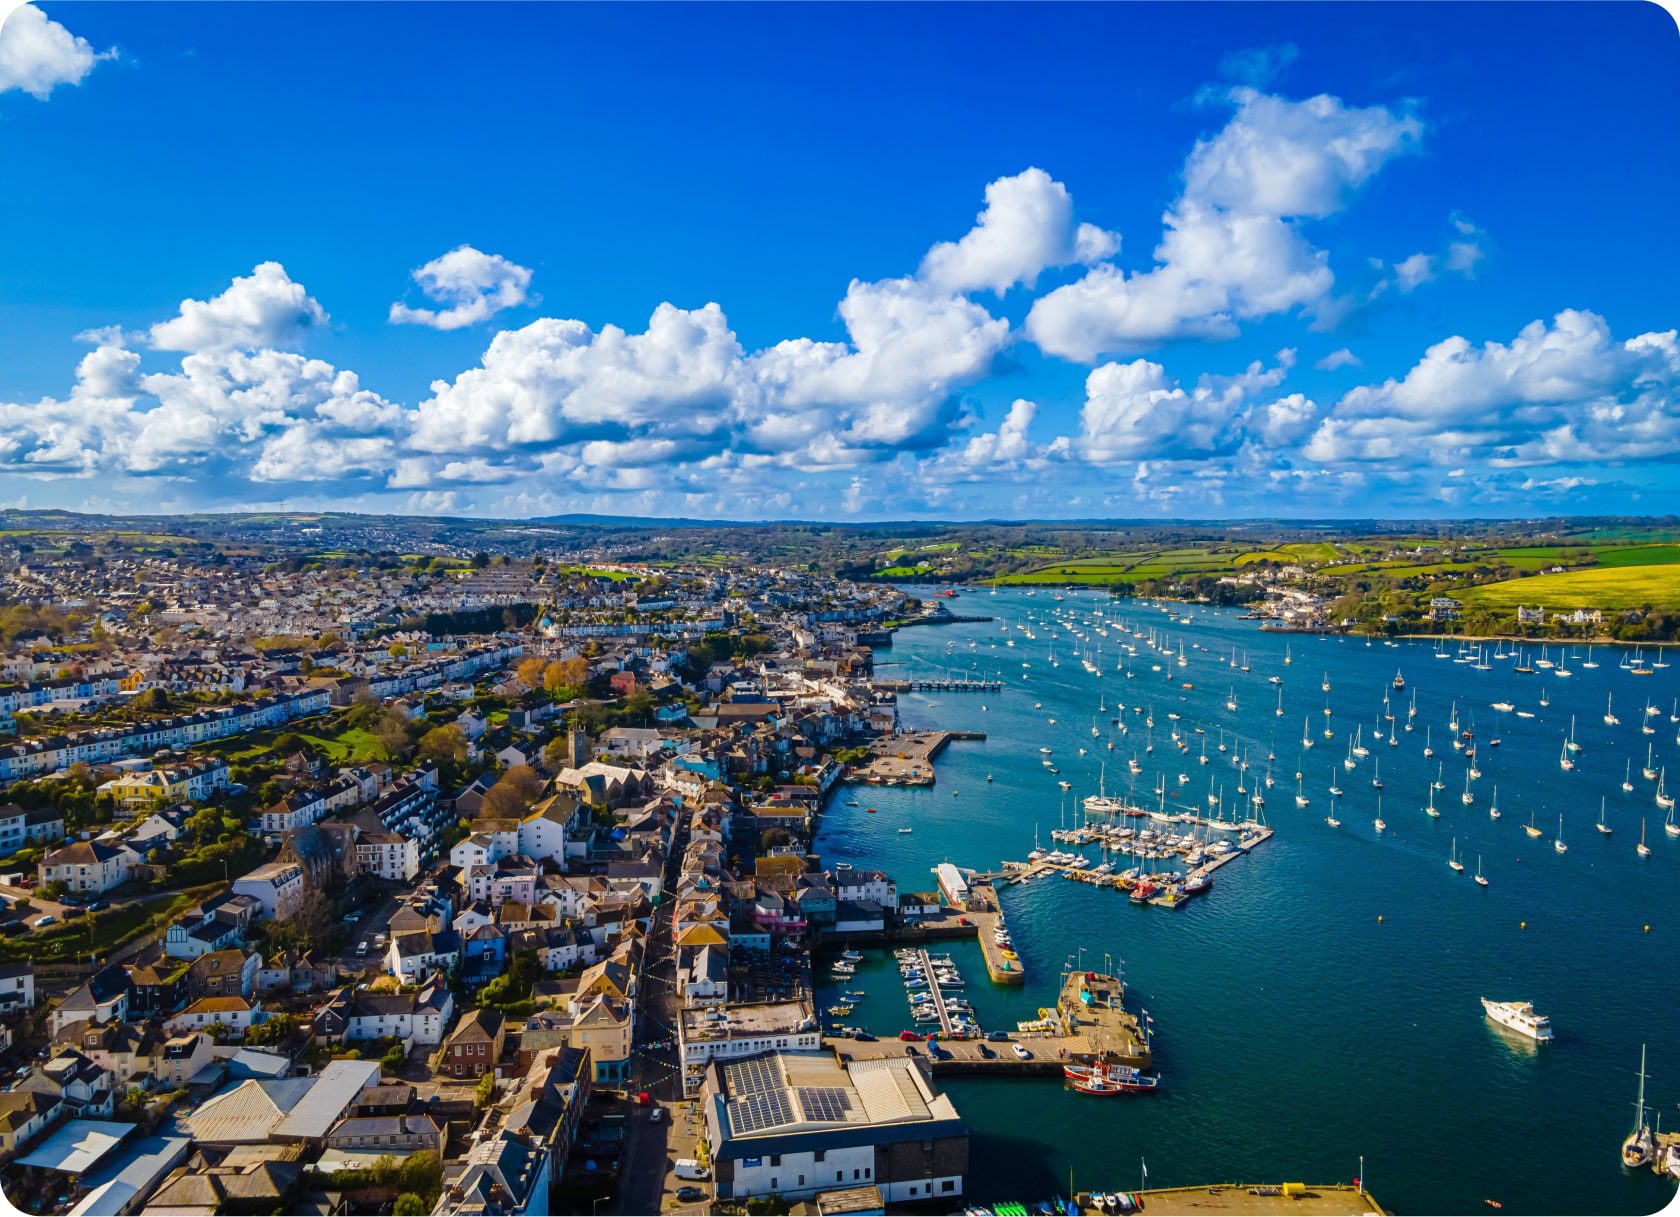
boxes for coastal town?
[0,530,1227,1217]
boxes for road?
[615,822,706,1216]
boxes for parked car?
[32,915,55,928]
[1013,1043,1032,1060]
[85,900,109,912]
[977,1043,995,1058]
[676,1186,706,1202]
[649,1106,665,1124]
[61,908,85,920]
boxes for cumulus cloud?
[1315,347,1361,371]
[1393,252,1434,292]
[388,244,535,330]
[1078,349,1295,463]
[0,3,113,99]
[918,168,1118,296]
[1303,310,1680,465]
[149,262,329,353]
[1027,87,1421,362]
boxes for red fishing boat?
[1062,1060,1160,1094]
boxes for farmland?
[1460,565,1680,611]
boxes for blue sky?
[1,1,1677,521]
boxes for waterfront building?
[702,1050,968,1204]
[679,1000,820,1096]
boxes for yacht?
[1624,1045,1656,1168]
[1449,837,1465,873]
[1474,855,1488,887]
[1554,813,1567,854]
[1373,795,1386,834]
[1597,798,1612,835]
[1481,997,1554,1042]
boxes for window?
[943,1181,956,1193]
[836,1172,843,1182]
[770,1178,777,1189]
[769,1156,781,1167]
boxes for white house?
[39,840,139,895]
[231,861,306,921]
[166,995,264,1036]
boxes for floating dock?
[1063,1184,1386,1216]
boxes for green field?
[1461,565,1680,611]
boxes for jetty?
[827,967,1150,1074]
[1063,1183,1386,1215]
[994,824,1273,906]
[849,729,985,786]
[874,677,1003,692]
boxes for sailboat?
[1657,768,1675,813]
[1423,726,1434,758]
[1275,686,1284,718]
[1637,819,1652,857]
[1555,813,1567,854]
[1624,760,1635,793]
[1284,643,1292,666]
[1474,854,1488,887]
[1372,756,1384,790]
[1525,809,1543,839]
[1295,774,1309,809]
[1322,671,1331,693]
[1642,743,1658,781]
[1604,694,1620,727]
[1449,838,1465,873]
[1666,799,1679,838]
[1461,769,1474,806]
[1425,783,1440,818]
[1301,717,1313,750]
[1540,685,1550,708]
[1489,784,1501,820]
[1597,797,1612,835]
[1623,1045,1656,1168]
[1373,795,1386,833]
[1324,795,1340,828]
[1558,737,1573,772]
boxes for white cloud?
[1304,310,1680,465]
[919,168,1118,295]
[149,262,329,353]
[1027,87,1420,362]
[388,244,535,331]
[0,3,113,99]
[1078,349,1295,463]
[1393,252,1434,292]
[1315,347,1361,371]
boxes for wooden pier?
[874,677,1003,692]
[969,884,1026,985]
[997,825,1273,906]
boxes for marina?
[814,587,1679,1216]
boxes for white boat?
[1638,819,1652,857]
[1474,855,1488,887]
[1624,1045,1656,1168]
[1597,798,1612,835]
[1481,997,1554,1041]
[1449,837,1465,873]
[1554,813,1567,854]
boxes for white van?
[674,1159,709,1181]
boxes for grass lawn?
[1461,565,1680,611]
[876,564,932,578]
[1592,545,1680,567]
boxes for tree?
[500,764,544,803]
[244,1012,301,1046]
[393,1195,427,1216]
[516,656,547,691]
[481,782,530,819]
[418,724,468,765]
[542,737,571,769]
[543,657,589,697]
[471,551,491,568]
[474,1071,496,1107]
[375,709,415,761]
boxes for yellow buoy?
[1520,921,1527,930]
[1644,924,1651,933]
[1377,915,1384,923]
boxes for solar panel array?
[795,1086,852,1123]
[726,1056,794,1134]
[728,1088,793,1134]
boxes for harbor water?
[813,588,1679,1215]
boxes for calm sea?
[813,587,1679,1216]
